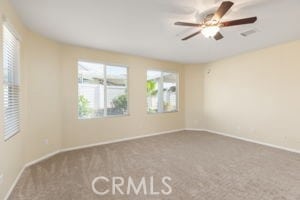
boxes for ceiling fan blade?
[174,22,202,27]
[212,1,234,22]
[182,31,201,41]
[221,17,257,27]
[214,32,224,40]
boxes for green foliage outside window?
[147,80,158,96]
[112,94,128,113]
[78,95,91,118]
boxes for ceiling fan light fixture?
[202,26,220,38]
[174,1,258,41]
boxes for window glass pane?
[78,61,104,119]
[147,70,178,113]
[163,72,177,112]
[106,66,128,116]
[147,70,161,113]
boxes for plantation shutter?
[3,24,20,140]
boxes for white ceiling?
[11,0,300,63]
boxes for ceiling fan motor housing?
[204,14,217,25]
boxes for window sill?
[147,110,179,115]
[78,113,130,120]
[4,131,20,142]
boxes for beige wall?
[23,31,62,163]
[184,64,204,129]
[201,40,300,150]
[61,45,185,148]
[0,1,62,198]
[0,1,28,199]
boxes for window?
[147,70,178,113]
[3,24,20,140]
[78,61,128,119]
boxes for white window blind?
[3,24,20,140]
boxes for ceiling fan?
[174,1,257,41]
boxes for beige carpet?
[9,131,300,200]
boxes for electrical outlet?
[44,139,49,145]
[0,174,3,184]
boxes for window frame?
[146,68,179,114]
[77,59,129,119]
[2,22,21,141]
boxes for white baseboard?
[61,129,185,153]
[4,150,61,200]
[186,128,300,154]
[24,150,61,168]
[4,166,26,200]
[185,128,205,131]
[4,128,184,200]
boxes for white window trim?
[2,16,22,41]
[147,69,179,114]
[77,60,129,120]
